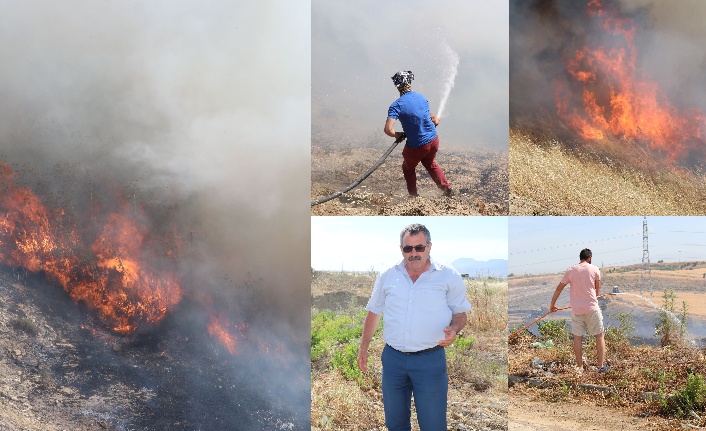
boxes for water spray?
[613,292,692,342]
[436,41,459,119]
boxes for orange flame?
[207,314,248,355]
[554,0,706,161]
[0,162,182,334]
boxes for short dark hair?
[580,248,592,261]
[400,223,431,245]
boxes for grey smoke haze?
[0,0,309,313]
[312,0,508,150]
[0,0,310,417]
[511,0,706,128]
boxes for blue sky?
[311,216,508,272]
[509,217,706,275]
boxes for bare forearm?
[384,118,397,137]
[550,283,566,307]
[358,311,381,372]
[449,312,467,333]
[359,311,381,351]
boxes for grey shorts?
[571,308,604,336]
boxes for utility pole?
[641,217,652,296]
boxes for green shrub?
[447,335,476,360]
[605,312,635,344]
[537,319,570,343]
[332,342,364,383]
[661,373,706,417]
[454,335,476,350]
[311,310,367,360]
[655,289,682,346]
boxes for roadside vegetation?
[311,272,508,430]
[509,289,706,430]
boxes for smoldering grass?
[10,317,40,336]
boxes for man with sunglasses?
[357,223,471,430]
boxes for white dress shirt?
[365,257,472,352]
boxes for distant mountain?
[451,258,508,278]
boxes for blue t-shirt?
[387,91,437,148]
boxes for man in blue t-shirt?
[384,71,453,197]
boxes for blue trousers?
[381,345,448,431]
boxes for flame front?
[0,162,182,334]
[208,314,248,355]
[554,0,706,161]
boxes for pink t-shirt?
[560,262,601,315]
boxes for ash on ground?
[311,145,508,216]
[0,270,309,431]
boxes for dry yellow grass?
[510,129,706,215]
[467,278,508,332]
[311,372,386,431]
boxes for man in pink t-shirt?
[550,248,607,373]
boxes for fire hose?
[509,293,615,339]
[310,134,406,206]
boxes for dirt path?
[509,397,666,430]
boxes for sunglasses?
[402,244,427,253]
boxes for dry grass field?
[509,129,706,215]
[311,143,508,216]
[509,262,706,430]
[311,271,508,430]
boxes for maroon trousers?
[401,136,451,196]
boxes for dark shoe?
[443,188,454,197]
[597,365,612,373]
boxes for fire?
[0,162,182,334]
[207,314,248,355]
[554,0,706,162]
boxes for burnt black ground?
[2,268,309,430]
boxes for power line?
[511,219,610,235]
[509,233,640,256]
[509,246,642,270]
[655,231,706,234]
